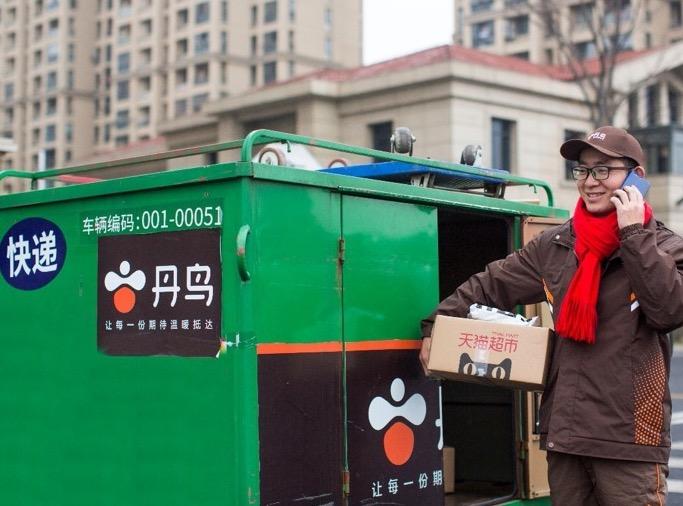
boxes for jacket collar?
[551,215,659,260]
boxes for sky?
[363,0,455,65]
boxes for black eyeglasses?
[571,165,631,181]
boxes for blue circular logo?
[0,218,67,290]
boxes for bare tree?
[524,0,653,127]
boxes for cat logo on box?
[97,229,221,357]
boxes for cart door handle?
[236,225,251,281]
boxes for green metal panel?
[341,196,438,341]
[0,179,260,505]
[250,181,342,344]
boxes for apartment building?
[453,0,683,64]
[0,0,361,192]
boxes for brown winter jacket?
[421,218,683,463]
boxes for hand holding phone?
[621,171,650,197]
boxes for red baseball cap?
[560,126,645,167]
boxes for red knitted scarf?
[555,198,653,344]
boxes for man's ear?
[634,165,646,177]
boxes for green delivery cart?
[0,130,567,505]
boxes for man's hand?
[610,185,645,229]
[419,337,432,376]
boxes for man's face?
[575,147,631,214]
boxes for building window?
[570,3,593,30]
[605,0,631,26]
[45,124,57,142]
[175,98,187,116]
[177,38,189,57]
[251,5,258,26]
[472,21,494,48]
[289,0,296,21]
[117,80,129,100]
[221,31,228,53]
[196,2,210,23]
[222,1,228,21]
[574,41,597,60]
[117,52,130,73]
[4,84,14,101]
[251,35,258,56]
[140,19,153,37]
[250,65,257,86]
[194,32,209,54]
[324,6,332,28]
[65,123,73,143]
[47,0,60,12]
[369,122,393,161]
[47,72,58,91]
[491,118,516,171]
[194,63,209,84]
[288,60,295,77]
[68,43,75,62]
[264,1,277,22]
[670,89,680,124]
[192,93,209,112]
[45,97,57,116]
[264,31,277,53]
[48,18,60,37]
[177,8,189,28]
[139,76,151,95]
[115,135,129,146]
[470,0,494,12]
[34,50,43,67]
[288,30,295,52]
[115,110,129,129]
[47,42,60,63]
[33,101,42,119]
[119,0,132,16]
[263,61,277,84]
[672,1,683,27]
[628,92,639,127]
[44,148,56,169]
[563,129,585,179]
[646,85,659,126]
[176,68,188,87]
[140,47,152,66]
[138,106,150,127]
[118,24,131,44]
[324,36,332,60]
[505,15,528,41]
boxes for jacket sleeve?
[420,234,547,338]
[619,224,683,332]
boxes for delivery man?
[420,126,683,505]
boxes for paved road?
[668,348,683,505]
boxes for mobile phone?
[621,171,650,197]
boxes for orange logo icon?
[368,378,427,465]
[104,261,146,314]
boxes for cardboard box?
[443,446,455,494]
[427,315,551,390]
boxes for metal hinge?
[337,237,345,265]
